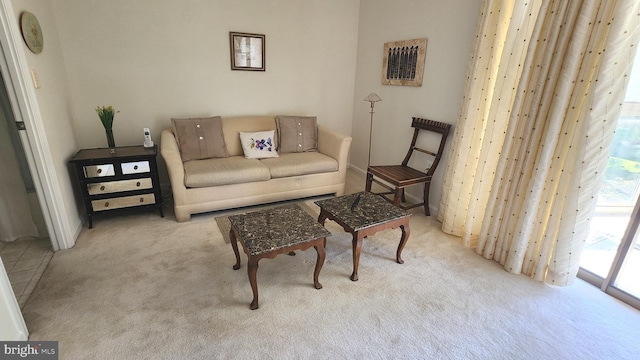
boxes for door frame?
[0,0,74,252]
[578,197,640,310]
[0,0,77,341]
[0,256,27,340]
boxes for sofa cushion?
[183,156,271,187]
[171,116,229,161]
[260,152,338,178]
[276,115,317,153]
[239,131,279,159]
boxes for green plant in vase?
[95,105,118,152]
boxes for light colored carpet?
[20,172,640,359]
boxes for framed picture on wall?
[229,32,265,71]
[381,38,428,86]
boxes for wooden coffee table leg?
[317,211,329,249]
[230,229,241,270]
[313,240,326,289]
[396,223,410,264]
[247,257,260,310]
[351,233,363,281]
[317,211,328,226]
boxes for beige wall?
[50,0,360,156]
[10,0,82,241]
[5,0,481,243]
[8,0,360,244]
[351,0,481,213]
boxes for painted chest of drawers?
[69,145,164,228]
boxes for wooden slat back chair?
[365,117,451,216]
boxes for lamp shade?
[364,93,382,102]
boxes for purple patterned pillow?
[239,131,279,159]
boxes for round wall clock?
[20,11,43,54]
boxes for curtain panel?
[438,0,640,285]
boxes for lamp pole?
[368,101,375,167]
[364,93,382,168]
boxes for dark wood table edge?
[317,208,410,281]
[230,226,327,310]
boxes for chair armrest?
[317,125,352,173]
[160,129,186,205]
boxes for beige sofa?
[161,116,352,221]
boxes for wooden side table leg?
[351,233,363,281]
[396,223,410,264]
[247,257,260,310]
[313,240,326,289]
[230,230,241,270]
[317,211,329,249]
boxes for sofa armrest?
[160,129,187,210]
[317,125,352,173]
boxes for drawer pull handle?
[136,182,141,187]
[134,165,139,170]
[139,198,144,203]
[97,169,102,174]
[104,201,110,207]
[100,186,106,191]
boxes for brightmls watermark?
[0,342,57,359]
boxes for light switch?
[30,69,41,89]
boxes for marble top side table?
[229,204,331,310]
[315,192,411,281]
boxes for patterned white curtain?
[437,0,640,285]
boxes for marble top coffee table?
[315,192,411,281]
[229,204,331,310]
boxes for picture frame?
[381,38,428,86]
[229,32,265,71]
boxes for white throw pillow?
[239,131,279,159]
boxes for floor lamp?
[364,93,382,167]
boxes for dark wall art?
[381,38,427,87]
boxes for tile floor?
[0,237,53,308]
